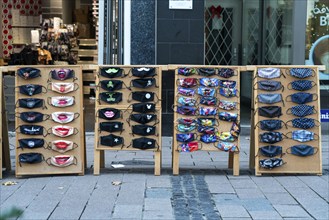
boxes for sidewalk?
[1,133,328,220]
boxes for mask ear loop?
[127,92,132,103]
[286,108,292,115]
[285,94,292,102]
[311,81,317,88]
[313,93,318,101]
[285,131,292,139]
[280,94,285,107]
[286,147,292,155]
[47,70,53,83]
[73,128,79,135]
[42,126,48,137]
[280,70,286,78]
[127,80,133,90]
[74,113,80,120]
[154,93,161,104]
[127,68,133,78]
[314,133,319,141]
[46,157,51,166]
[287,82,293,90]
[44,114,50,121]
[124,104,132,113]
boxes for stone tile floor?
[1,134,328,220]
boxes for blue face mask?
[200,134,217,143]
[286,145,317,157]
[176,133,196,142]
[288,80,315,91]
[257,68,281,79]
[257,119,284,131]
[286,92,317,104]
[199,107,217,116]
[216,142,238,152]
[288,68,314,79]
[197,86,216,97]
[219,88,238,98]
[259,158,284,169]
[199,96,217,106]
[259,145,283,157]
[288,130,317,142]
[176,124,196,132]
[219,80,237,89]
[287,105,316,117]
[257,93,283,105]
[199,78,219,87]
[177,96,197,106]
[260,132,284,144]
[197,126,216,134]
[287,118,318,129]
[197,118,217,126]
[218,112,238,122]
[254,80,283,91]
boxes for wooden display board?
[252,65,322,175]
[15,65,85,177]
[171,65,241,176]
[93,65,162,175]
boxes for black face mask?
[255,80,283,91]
[18,125,45,136]
[18,111,48,123]
[99,122,124,133]
[260,132,283,144]
[131,67,156,78]
[17,67,41,79]
[197,68,216,76]
[100,67,124,78]
[50,69,76,81]
[19,153,44,166]
[18,84,45,96]
[256,119,285,131]
[128,114,157,125]
[17,98,44,109]
[286,145,317,157]
[259,145,283,157]
[132,103,156,113]
[98,108,122,120]
[99,80,123,91]
[257,106,282,118]
[18,138,45,149]
[259,158,284,169]
[131,137,157,150]
[131,78,157,88]
[132,125,156,136]
[129,92,155,103]
[99,92,123,104]
[100,134,124,147]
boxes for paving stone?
[241,198,274,211]
[213,194,241,206]
[142,210,174,219]
[208,183,235,194]
[144,198,172,211]
[273,205,311,218]
[248,211,283,219]
[146,175,171,188]
[146,188,172,199]
[112,204,143,219]
[229,179,258,189]
[215,205,250,218]
[235,188,266,199]
[264,192,298,205]
[275,176,308,189]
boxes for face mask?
[50,126,78,138]
[100,134,124,147]
[199,96,217,106]
[178,67,197,76]
[177,96,197,106]
[259,145,282,157]
[219,80,237,89]
[257,94,283,105]
[286,92,317,104]
[198,87,216,97]
[177,78,198,88]
[178,118,197,126]
[219,88,238,98]
[255,80,283,91]
[289,68,314,79]
[17,67,41,79]
[178,87,195,96]
[131,67,156,78]
[260,132,283,144]
[99,122,124,133]
[48,140,78,153]
[99,80,124,92]
[176,106,198,115]
[132,125,156,136]
[197,68,216,76]
[197,126,216,134]
[218,112,238,122]
[218,100,237,111]
[287,104,316,117]
[197,118,217,126]
[257,68,281,79]
[18,138,45,149]
[17,98,44,109]
[131,78,157,88]
[18,153,44,166]
[259,158,284,169]
[98,108,122,120]
[46,155,77,167]
[176,124,196,132]
[51,112,79,124]
[199,106,217,116]
[176,133,196,142]
[287,130,317,142]
[199,78,219,87]
[286,145,318,157]
[131,137,157,150]
[18,111,48,123]
[132,103,156,113]
[200,134,217,143]
[50,69,75,81]
[257,106,282,118]
[216,132,236,142]
[216,142,238,152]
[49,82,78,94]
[287,118,318,129]
[179,141,199,152]
[130,92,156,103]
[99,92,123,104]
[128,114,157,125]
[100,67,124,78]
[218,68,235,78]
[256,119,284,131]
[18,125,45,136]
[18,84,45,96]
[230,122,240,138]
[288,80,315,91]
[48,96,75,107]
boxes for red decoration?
[209,5,223,19]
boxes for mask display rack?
[171,65,242,176]
[250,65,322,175]
[15,65,85,177]
[93,65,162,176]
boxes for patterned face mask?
[230,122,240,138]
[50,126,78,138]
[286,92,317,104]
[50,69,76,81]
[177,96,197,106]
[199,78,219,87]
[254,80,283,92]
[130,92,156,103]
[288,68,314,79]
[176,133,196,142]
[99,80,124,92]
[287,130,317,142]
[218,112,238,122]
[288,80,315,91]
[256,119,284,131]
[199,106,217,116]
[46,155,77,167]
[219,80,237,89]
[99,122,124,133]
[200,134,217,143]
[131,78,157,88]
[177,118,197,126]
[49,82,79,94]
[216,132,236,142]
[18,138,45,149]
[18,111,48,123]
[178,87,195,96]
[178,67,197,76]
[287,118,318,129]
[48,96,75,107]
[131,67,156,78]
[286,145,317,157]
[132,103,156,113]
[197,68,216,76]
[259,145,282,157]
[179,141,199,152]
[218,68,235,78]
[259,132,284,144]
[218,100,237,111]
[219,88,238,98]
[176,106,198,116]
[257,106,282,118]
[199,96,217,106]
[100,134,124,147]
[51,112,79,124]
[286,105,316,117]
[99,92,123,104]
[132,125,156,136]
[177,78,198,88]
[100,67,124,78]
[17,68,41,79]
[197,86,216,97]
[257,68,281,79]
[129,114,157,125]
[197,126,216,134]
[257,94,283,105]
[216,142,238,152]
[259,158,284,169]
[197,118,217,126]
[48,140,78,153]
[176,124,196,132]
[18,84,45,96]
[17,98,44,109]
[98,108,122,120]
[17,125,45,136]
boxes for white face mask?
[46,155,76,167]
[51,112,79,124]
[257,68,281,79]
[50,82,78,94]
[50,125,77,138]
[48,96,75,107]
[48,140,77,153]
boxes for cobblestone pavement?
[1,133,328,220]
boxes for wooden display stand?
[93,65,162,176]
[15,65,85,177]
[251,65,322,175]
[171,65,241,176]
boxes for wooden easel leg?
[100,150,105,168]
[228,152,233,169]
[233,153,240,176]
[154,151,161,176]
[2,91,11,172]
[173,149,179,175]
[93,150,101,175]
